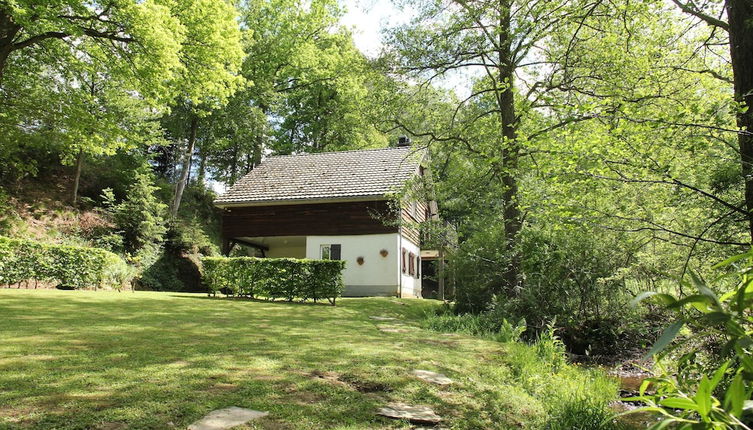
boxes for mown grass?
[0,290,621,429]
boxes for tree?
[386,0,594,295]
[153,0,244,217]
[0,0,184,98]
[102,171,167,256]
[667,1,753,243]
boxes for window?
[415,256,421,279]
[401,248,406,273]
[408,252,415,276]
[320,244,341,260]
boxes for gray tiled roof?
[214,146,424,205]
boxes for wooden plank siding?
[221,200,399,238]
[400,199,428,246]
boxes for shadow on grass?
[167,294,335,307]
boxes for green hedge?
[201,257,345,305]
[0,237,131,290]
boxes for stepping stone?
[377,402,442,424]
[411,369,453,385]
[370,316,397,321]
[188,407,268,430]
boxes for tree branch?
[670,0,729,31]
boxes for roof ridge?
[266,146,414,160]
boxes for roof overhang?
[214,195,393,209]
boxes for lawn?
[0,290,620,429]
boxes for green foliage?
[139,250,196,292]
[546,398,627,430]
[450,225,647,355]
[629,251,753,429]
[102,171,167,256]
[423,306,527,343]
[201,257,345,305]
[535,322,568,373]
[0,236,130,289]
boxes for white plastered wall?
[306,234,401,297]
[398,236,422,298]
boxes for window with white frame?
[320,244,341,260]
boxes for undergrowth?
[424,308,627,430]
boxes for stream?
[609,370,661,428]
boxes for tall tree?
[166,0,245,217]
[669,0,753,242]
[386,0,590,295]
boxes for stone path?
[411,369,453,385]
[187,407,268,430]
[377,402,442,424]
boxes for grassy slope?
[0,290,618,429]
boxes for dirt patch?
[282,385,325,405]
[308,370,391,393]
[0,405,34,422]
[339,373,392,393]
[309,370,349,388]
[95,422,128,430]
[207,382,239,393]
[252,417,294,430]
[419,339,458,348]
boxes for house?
[213,140,437,298]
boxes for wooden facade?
[221,200,399,239]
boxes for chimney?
[397,136,412,147]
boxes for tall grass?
[423,307,526,342]
[423,309,628,430]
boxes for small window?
[401,248,406,273]
[320,244,341,260]
[408,252,415,276]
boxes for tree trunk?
[229,142,238,186]
[171,115,198,217]
[196,144,207,186]
[71,149,84,205]
[252,130,263,168]
[726,0,753,243]
[0,9,20,83]
[497,0,522,295]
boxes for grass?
[0,289,621,429]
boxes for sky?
[340,0,410,58]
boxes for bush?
[202,257,345,305]
[0,236,131,289]
[452,226,647,356]
[101,171,167,255]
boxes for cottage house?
[214,141,437,298]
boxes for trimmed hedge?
[0,237,131,290]
[202,257,345,305]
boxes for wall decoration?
[379,249,388,257]
[357,256,365,265]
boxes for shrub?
[201,257,345,305]
[0,236,131,289]
[452,226,646,356]
[101,171,167,255]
